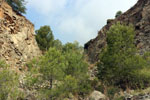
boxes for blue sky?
[25,0,138,45]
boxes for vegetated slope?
[85,0,150,63]
[0,0,41,67]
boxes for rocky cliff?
[0,1,41,67]
[85,0,150,63]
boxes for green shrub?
[0,60,8,68]
[0,60,24,100]
[91,77,99,89]
[114,96,124,100]
[97,23,150,89]
[107,86,120,99]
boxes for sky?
[25,0,138,45]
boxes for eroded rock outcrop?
[0,1,41,67]
[85,0,150,63]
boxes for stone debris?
[125,93,150,100]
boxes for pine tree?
[115,11,122,18]
[39,48,67,90]
[97,23,148,88]
[35,25,54,51]
[5,0,26,14]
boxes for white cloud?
[26,0,138,45]
[57,17,95,43]
[26,0,67,14]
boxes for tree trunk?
[49,75,53,100]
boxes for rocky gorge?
[1,0,150,99]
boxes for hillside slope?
[85,0,150,63]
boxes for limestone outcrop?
[85,0,150,63]
[0,1,41,67]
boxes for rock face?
[85,0,150,63]
[0,1,41,67]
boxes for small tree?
[115,11,122,18]
[36,25,54,51]
[64,50,88,78]
[5,0,26,14]
[39,48,67,89]
[97,23,148,88]
[63,43,91,95]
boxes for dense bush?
[97,23,150,89]
[0,60,24,100]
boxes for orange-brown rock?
[0,1,41,67]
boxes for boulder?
[88,91,106,100]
